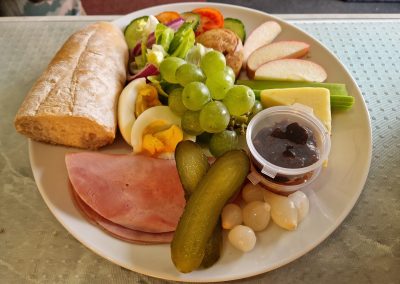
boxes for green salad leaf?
[155,23,175,51]
[168,22,195,58]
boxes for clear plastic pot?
[246,104,331,194]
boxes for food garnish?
[228,225,256,252]
[171,150,250,273]
[223,17,246,42]
[288,191,310,222]
[246,40,310,78]
[263,190,299,230]
[260,87,332,132]
[175,140,209,198]
[221,203,243,230]
[175,140,221,268]
[180,12,201,30]
[155,11,181,24]
[254,58,328,82]
[253,121,320,168]
[243,21,282,63]
[237,80,353,105]
[196,28,244,77]
[130,106,189,158]
[124,15,150,49]
[192,7,224,34]
[242,201,271,232]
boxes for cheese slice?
[260,87,331,133]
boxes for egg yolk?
[135,84,161,117]
[141,120,183,156]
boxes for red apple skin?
[243,21,282,67]
[246,41,310,79]
[254,59,327,83]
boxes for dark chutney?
[253,121,320,170]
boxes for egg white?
[117,77,147,146]
[131,105,195,158]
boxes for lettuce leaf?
[168,22,195,58]
[155,23,175,51]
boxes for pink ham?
[65,152,185,233]
[72,190,173,244]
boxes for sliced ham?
[65,152,185,233]
[73,190,173,244]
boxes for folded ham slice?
[66,152,185,233]
[73,190,173,244]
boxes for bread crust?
[14,22,128,149]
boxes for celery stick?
[254,89,354,110]
[237,80,349,97]
[241,80,354,110]
[330,95,355,110]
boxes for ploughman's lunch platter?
[17,3,371,282]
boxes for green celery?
[253,89,355,110]
[237,80,349,97]
[239,80,354,110]
[330,95,355,110]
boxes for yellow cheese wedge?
[260,87,331,133]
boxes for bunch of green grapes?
[161,51,261,157]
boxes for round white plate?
[29,2,372,282]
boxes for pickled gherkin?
[201,220,223,268]
[175,140,209,198]
[171,150,250,273]
[175,140,221,268]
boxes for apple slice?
[243,21,282,66]
[254,59,327,82]
[247,41,310,78]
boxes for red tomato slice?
[192,7,224,34]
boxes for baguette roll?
[14,22,128,149]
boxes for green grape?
[168,88,187,116]
[206,69,234,100]
[199,101,230,133]
[181,110,203,136]
[200,50,226,77]
[176,63,206,86]
[209,130,239,157]
[185,44,208,65]
[182,82,211,111]
[223,85,255,116]
[225,66,235,82]
[249,100,263,120]
[159,57,185,83]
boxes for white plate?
[29,2,372,282]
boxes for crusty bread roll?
[14,22,128,149]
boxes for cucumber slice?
[181,12,200,30]
[224,17,246,42]
[124,16,149,49]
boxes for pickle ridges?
[171,149,250,273]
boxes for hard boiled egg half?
[131,105,194,159]
[118,78,194,159]
[118,77,147,146]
